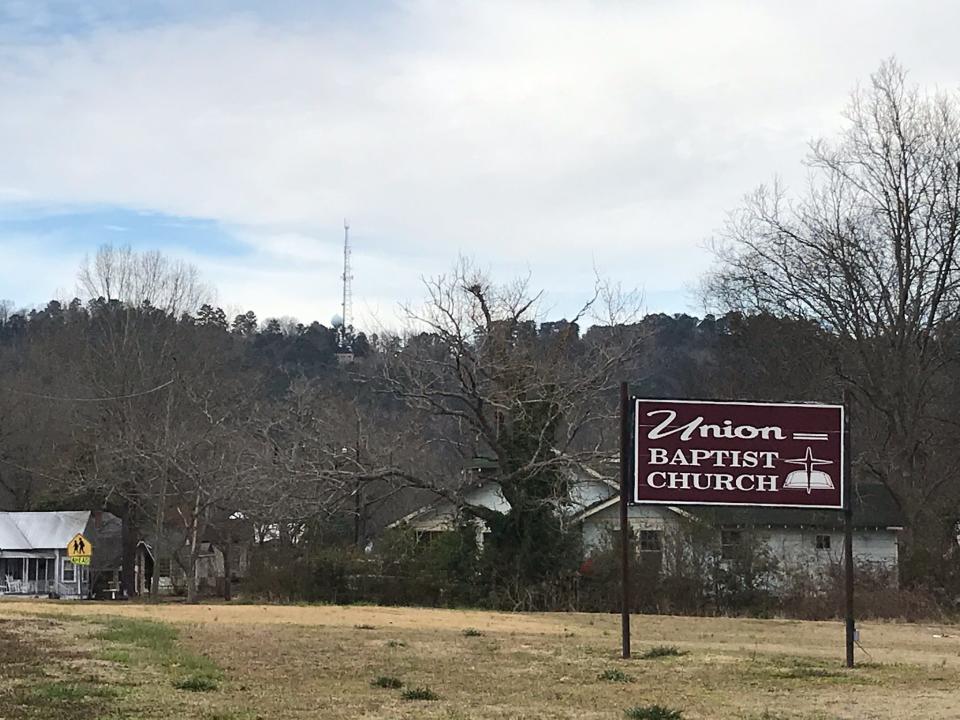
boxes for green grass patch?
[174,650,222,678]
[462,627,484,637]
[624,705,683,720]
[96,617,178,651]
[776,665,840,680]
[640,645,688,660]
[402,686,439,701]
[31,681,120,702]
[92,614,223,697]
[371,675,404,689]
[386,639,407,648]
[13,680,122,720]
[598,668,633,683]
[174,675,220,692]
[740,655,877,687]
[97,648,132,665]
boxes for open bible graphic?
[783,447,835,493]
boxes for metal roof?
[682,482,906,530]
[574,481,905,530]
[0,511,91,550]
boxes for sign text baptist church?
[633,399,844,509]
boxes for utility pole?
[354,415,363,549]
[341,219,353,350]
[152,365,176,600]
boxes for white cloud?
[1,1,959,324]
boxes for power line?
[5,378,174,403]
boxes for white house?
[576,481,904,575]
[0,511,122,598]
[390,471,904,578]
[387,461,617,544]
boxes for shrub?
[370,676,403,689]
[462,628,483,637]
[777,561,941,621]
[641,646,687,660]
[354,624,376,630]
[401,687,439,701]
[624,705,683,720]
[598,668,632,682]
[174,675,219,692]
[379,522,483,607]
[246,545,366,603]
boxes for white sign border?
[632,398,845,510]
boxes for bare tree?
[78,244,210,316]
[71,249,211,595]
[246,374,410,551]
[152,384,262,603]
[380,262,638,498]
[706,60,960,574]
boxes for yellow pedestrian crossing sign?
[67,533,93,566]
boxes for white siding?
[581,503,899,576]
[402,484,509,533]
[762,528,898,570]
[398,473,614,535]
[581,503,676,552]
[566,480,616,514]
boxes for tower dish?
[331,314,344,328]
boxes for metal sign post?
[843,390,855,668]
[619,381,632,659]
[622,395,853,665]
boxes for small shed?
[0,511,122,598]
[136,517,253,597]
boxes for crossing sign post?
[67,533,93,566]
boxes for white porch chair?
[6,575,22,593]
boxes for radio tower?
[340,219,353,351]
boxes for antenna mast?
[341,219,353,348]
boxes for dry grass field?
[1,599,959,719]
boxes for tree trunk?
[120,508,138,599]
[186,503,201,604]
[186,549,199,604]
[149,537,162,599]
[354,480,364,549]
[222,530,233,602]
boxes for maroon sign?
[633,399,844,509]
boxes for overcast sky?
[1,1,958,329]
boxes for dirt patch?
[0,619,48,680]
[0,617,117,720]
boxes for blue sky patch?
[0,205,244,259]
